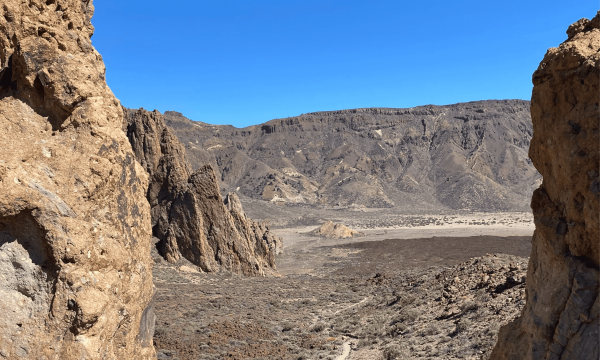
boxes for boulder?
[490,12,600,360]
[310,220,365,239]
[0,1,155,359]
[124,108,280,275]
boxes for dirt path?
[332,296,369,315]
[335,341,352,360]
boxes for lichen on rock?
[0,0,155,359]
[490,12,600,360]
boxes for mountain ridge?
[156,99,539,213]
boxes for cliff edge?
[491,13,600,360]
[0,1,155,358]
[124,108,281,276]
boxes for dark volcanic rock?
[491,13,600,360]
[164,100,540,212]
[124,108,279,276]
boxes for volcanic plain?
[153,208,533,360]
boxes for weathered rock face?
[0,1,155,359]
[491,13,600,360]
[224,192,284,256]
[124,108,280,275]
[309,220,365,239]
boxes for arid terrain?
[153,217,533,360]
[162,100,541,213]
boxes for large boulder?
[124,108,281,275]
[491,13,599,360]
[0,1,155,359]
[309,220,365,239]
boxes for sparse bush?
[460,300,478,312]
[390,322,408,335]
[154,327,166,337]
[422,323,441,336]
[357,338,371,348]
[486,321,501,336]
[456,318,472,332]
[282,321,295,332]
[311,322,328,332]
[399,294,416,307]
[400,308,420,322]
[476,289,488,303]
[382,344,409,359]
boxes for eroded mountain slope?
[164,100,540,212]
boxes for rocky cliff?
[164,100,540,213]
[0,1,155,359]
[124,108,281,275]
[491,13,600,360]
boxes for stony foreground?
[152,237,530,360]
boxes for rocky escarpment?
[124,108,281,275]
[224,192,284,256]
[0,1,155,359]
[165,100,540,213]
[309,220,364,239]
[491,13,600,360]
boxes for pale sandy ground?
[273,212,534,275]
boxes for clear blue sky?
[92,1,598,127]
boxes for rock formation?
[310,221,365,239]
[164,100,540,213]
[224,192,284,256]
[0,1,155,359]
[491,13,600,360]
[124,108,281,275]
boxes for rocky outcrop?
[224,192,284,256]
[124,108,280,275]
[0,1,155,359]
[309,220,365,239]
[491,13,600,360]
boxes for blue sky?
[92,1,597,127]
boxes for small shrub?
[456,318,472,333]
[460,300,478,312]
[422,323,441,336]
[383,344,409,359]
[282,321,295,332]
[390,322,408,335]
[401,308,420,322]
[357,338,370,348]
[476,289,488,303]
[486,321,501,336]
[311,322,328,332]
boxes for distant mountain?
[162,100,541,212]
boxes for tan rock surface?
[491,13,600,360]
[0,1,155,359]
[310,220,365,239]
[124,108,280,275]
